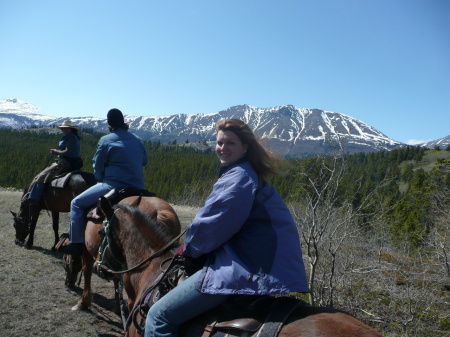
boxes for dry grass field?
[0,188,197,337]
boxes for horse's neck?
[18,202,29,218]
[129,256,168,300]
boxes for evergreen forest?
[1,127,449,336]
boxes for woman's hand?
[174,244,185,257]
[50,149,59,156]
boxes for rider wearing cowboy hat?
[27,119,83,204]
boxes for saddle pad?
[49,171,75,188]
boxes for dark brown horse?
[95,196,384,337]
[68,195,181,319]
[11,171,96,249]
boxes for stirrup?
[55,233,70,251]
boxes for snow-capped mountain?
[0,98,53,127]
[420,136,450,150]
[1,98,406,158]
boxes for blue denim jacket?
[184,162,309,295]
[93,128,148,189]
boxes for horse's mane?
[114,203,176,249]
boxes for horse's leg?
[73,219,103,311]
[25,208,40,249]
[51,211,60,250]
[64,255,82,288]
[73,249,93,311]
[113,277,121,315]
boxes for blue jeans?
[69,182,111,243]
[144,270,230,337]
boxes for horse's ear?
[130,195,142,207]
[10,210,17,219]
[99,196,114,219]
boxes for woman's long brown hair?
[216,119,282,180]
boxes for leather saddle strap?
[253,297,302,337]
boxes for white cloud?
[405,139,432,145]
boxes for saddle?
[103,187,156,206]
[134,257,304,337]
[186,296,303,337]
[49,170,96,189]
[87,187,156,221]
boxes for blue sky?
[1,0,449,144]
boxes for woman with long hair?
[144,118,308,337]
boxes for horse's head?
[95,196,181,274]
[93,198,126,278]
[10,204,30,245]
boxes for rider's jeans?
[144,269,230,337]
[69,182,111,243]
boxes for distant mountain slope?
[1,98,406,158]
[420,135,450,150]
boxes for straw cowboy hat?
[56,119,80,131]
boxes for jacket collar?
[219,154,250,177]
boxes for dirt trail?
[0,188,196,337]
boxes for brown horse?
[68,195,181,320]
[96,196,384,337]
[11,171,96,249]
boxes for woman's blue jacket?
[183,161,309,295]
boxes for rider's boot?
[58,242,83,256]
[28,182,45,201]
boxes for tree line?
[1,127,449,251]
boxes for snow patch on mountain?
[0,98,422,158]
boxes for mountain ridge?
[2,98,445,158]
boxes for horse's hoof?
[25,244,33,250]
[65,283,78,290]
[71,303,82,311]
[51,246,56,251]
[15,239,24,246]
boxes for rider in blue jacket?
[144,118,308,337]
[59,109,148,256]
